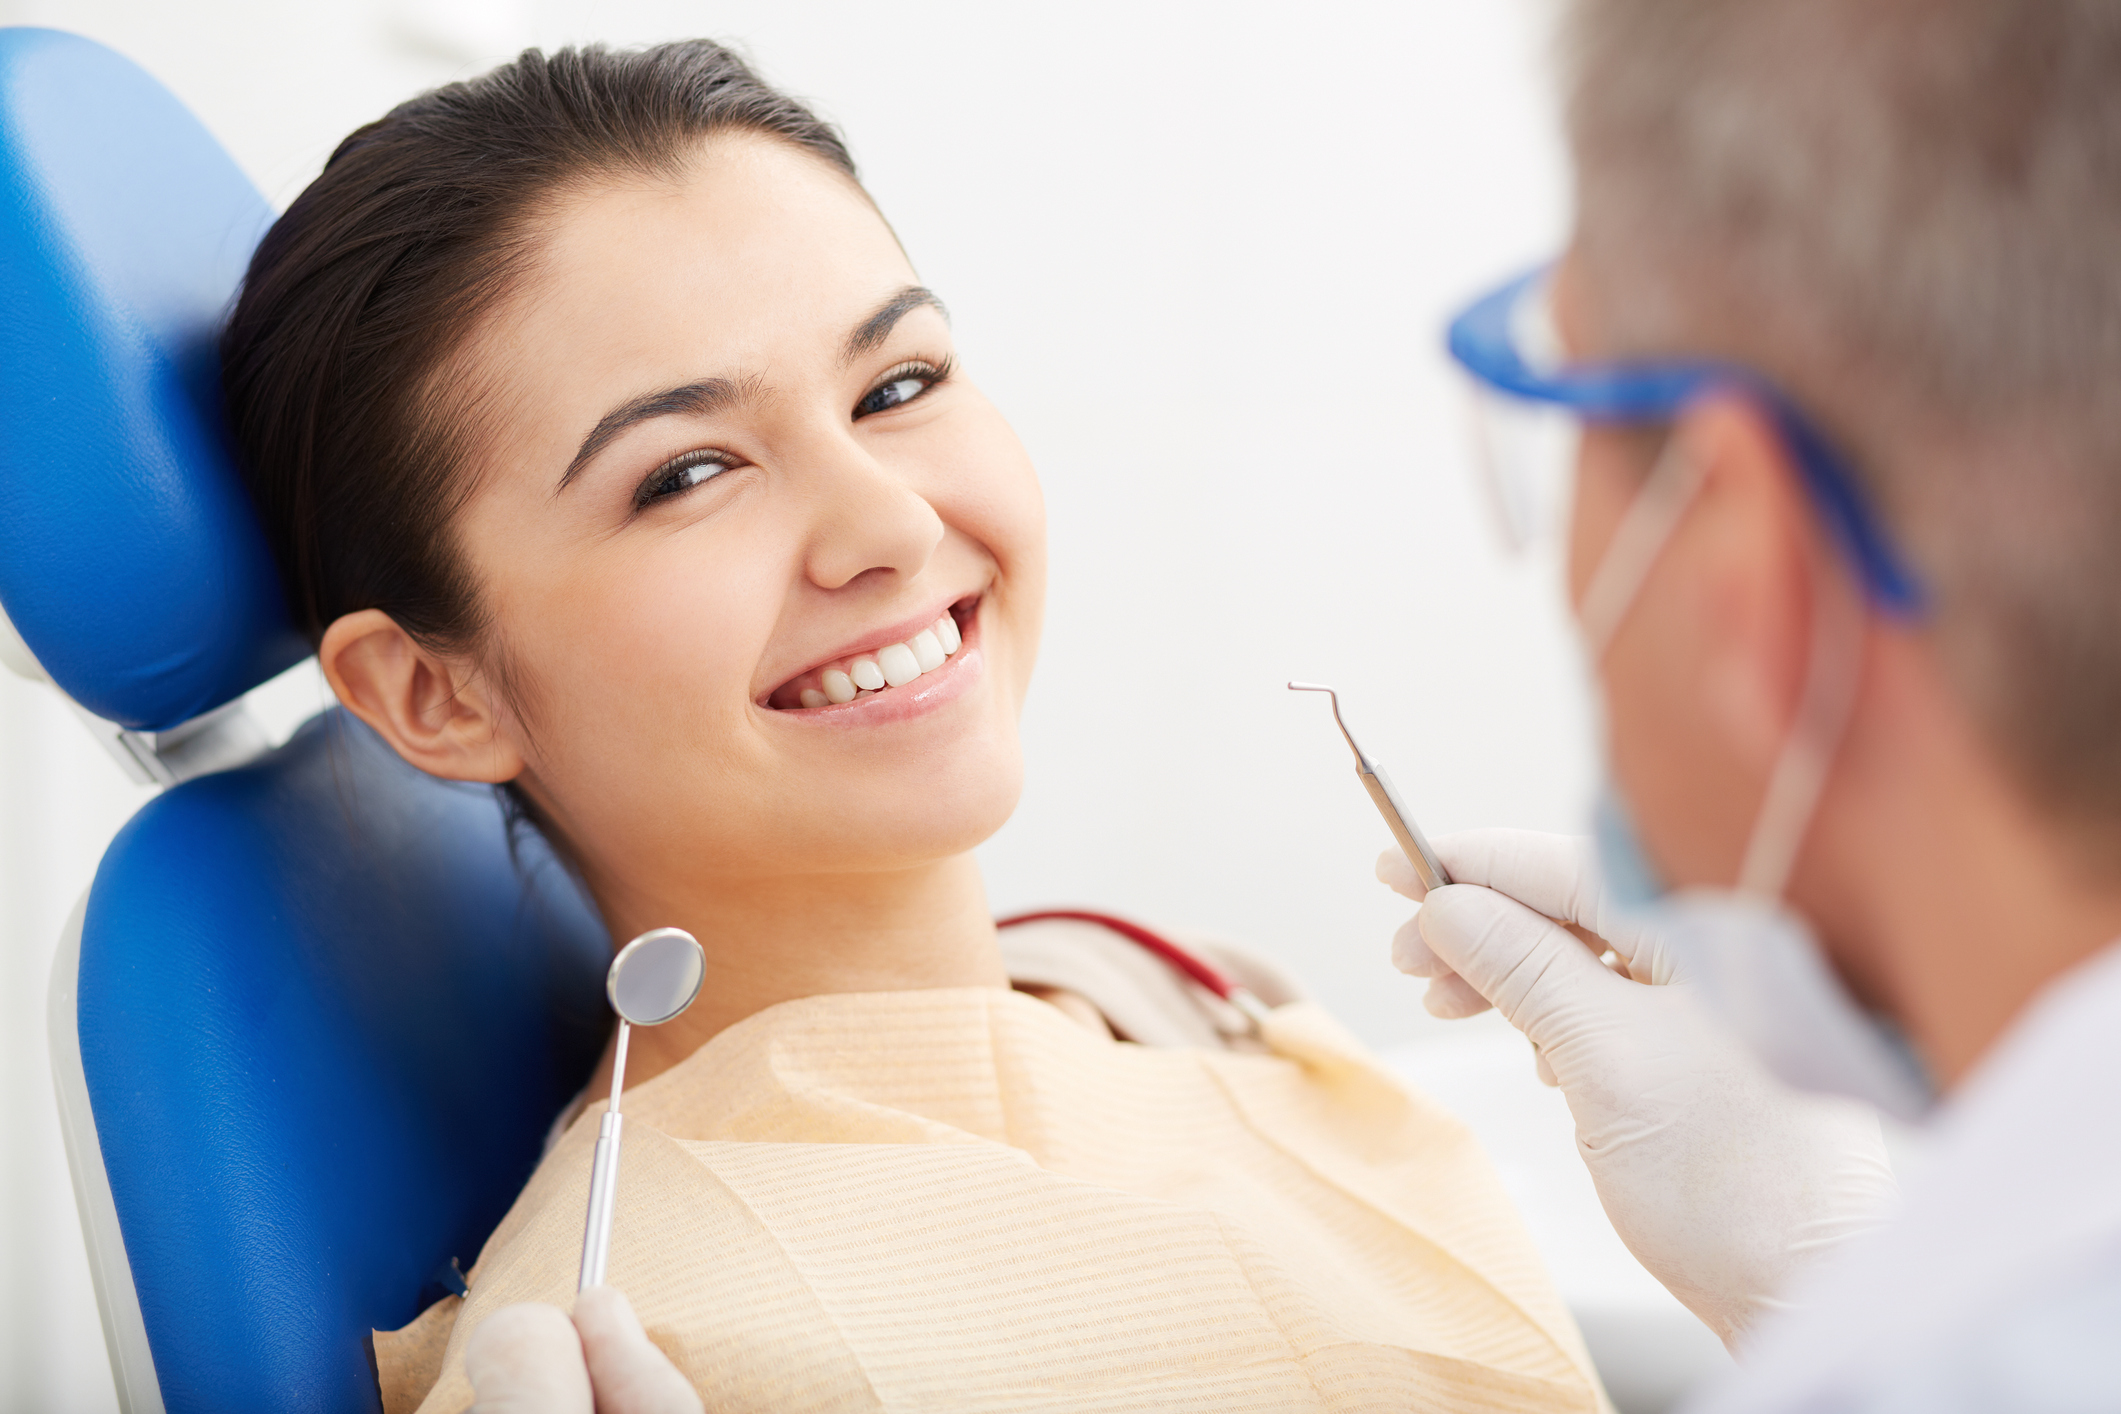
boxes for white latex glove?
[467,1286,704,1414]
[1379,829,1899,1347]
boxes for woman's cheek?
[520,562,754,792]
[1002,473,1049,694]
[957,422,1048,619]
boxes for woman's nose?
[800,441,947,591]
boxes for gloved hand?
[467,1285,704,1414]
[1379,829,1898,1346]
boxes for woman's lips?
[763,599,978,713]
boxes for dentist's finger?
[1429,830,1607,930]
[466,1303,592,1414]
[1376,847,1430,902]
[1380,833,1614,942]
[1424,972,1495,1019]
[1416,883,1628,1036]
[573,1286,703,1414]
[1427,830,1661,973]
[1391,916,1495,1017]
[1390,914,1448,977]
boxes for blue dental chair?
[0,28,611,1414]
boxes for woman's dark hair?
[221,40,857,653]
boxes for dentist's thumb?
[466,1303,592,1414]
[573,1286,704,1414]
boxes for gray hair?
[1563,0,2121,835]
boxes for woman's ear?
[318,609,526,783]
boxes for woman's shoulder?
[997,913,1306,1050]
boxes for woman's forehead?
[448,134,922,498]
[501,134,911,375]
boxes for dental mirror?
[608,926,706,1025]
[578,926,705,1291]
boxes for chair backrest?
[68,711,608,1413]
[1,28,610,1412]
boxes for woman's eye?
[636,451,735,509]
[854,360,950,419]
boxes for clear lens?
[1465,380,1581,552]
[1459,272,1583,552]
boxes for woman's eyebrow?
[557,377,753,493]
[554,290,945,494]
[842,286,949,365]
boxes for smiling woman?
[219,40,1607,1414]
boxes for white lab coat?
[1686,939,2121,1413]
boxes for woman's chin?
[785,751,1024,872]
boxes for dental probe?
[1288,682,1452,892]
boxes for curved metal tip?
[1287,680,1366,767]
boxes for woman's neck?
[583,851,1007,1096]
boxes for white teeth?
[783,610,968,709]
[877,641,921,687]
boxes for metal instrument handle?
[1361,765,1450,892]
[578,1110,625,1291]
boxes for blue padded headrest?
[80,710,609,1411]
[0,28,308,730]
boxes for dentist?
[1382,0,2121,1408]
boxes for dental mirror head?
[607,926,705,1026]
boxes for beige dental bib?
[377,986,1607,1413]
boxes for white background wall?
[0,1,1625,1409]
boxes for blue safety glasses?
[1445,267,1926,616]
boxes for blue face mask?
[1592,780,1666,913]
[1590,775,1937,1120]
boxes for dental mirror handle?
[578,1111,624,1289]
[578,1018,631,1291]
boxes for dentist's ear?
[319,608,526,783]
[1667,393,1826,772]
